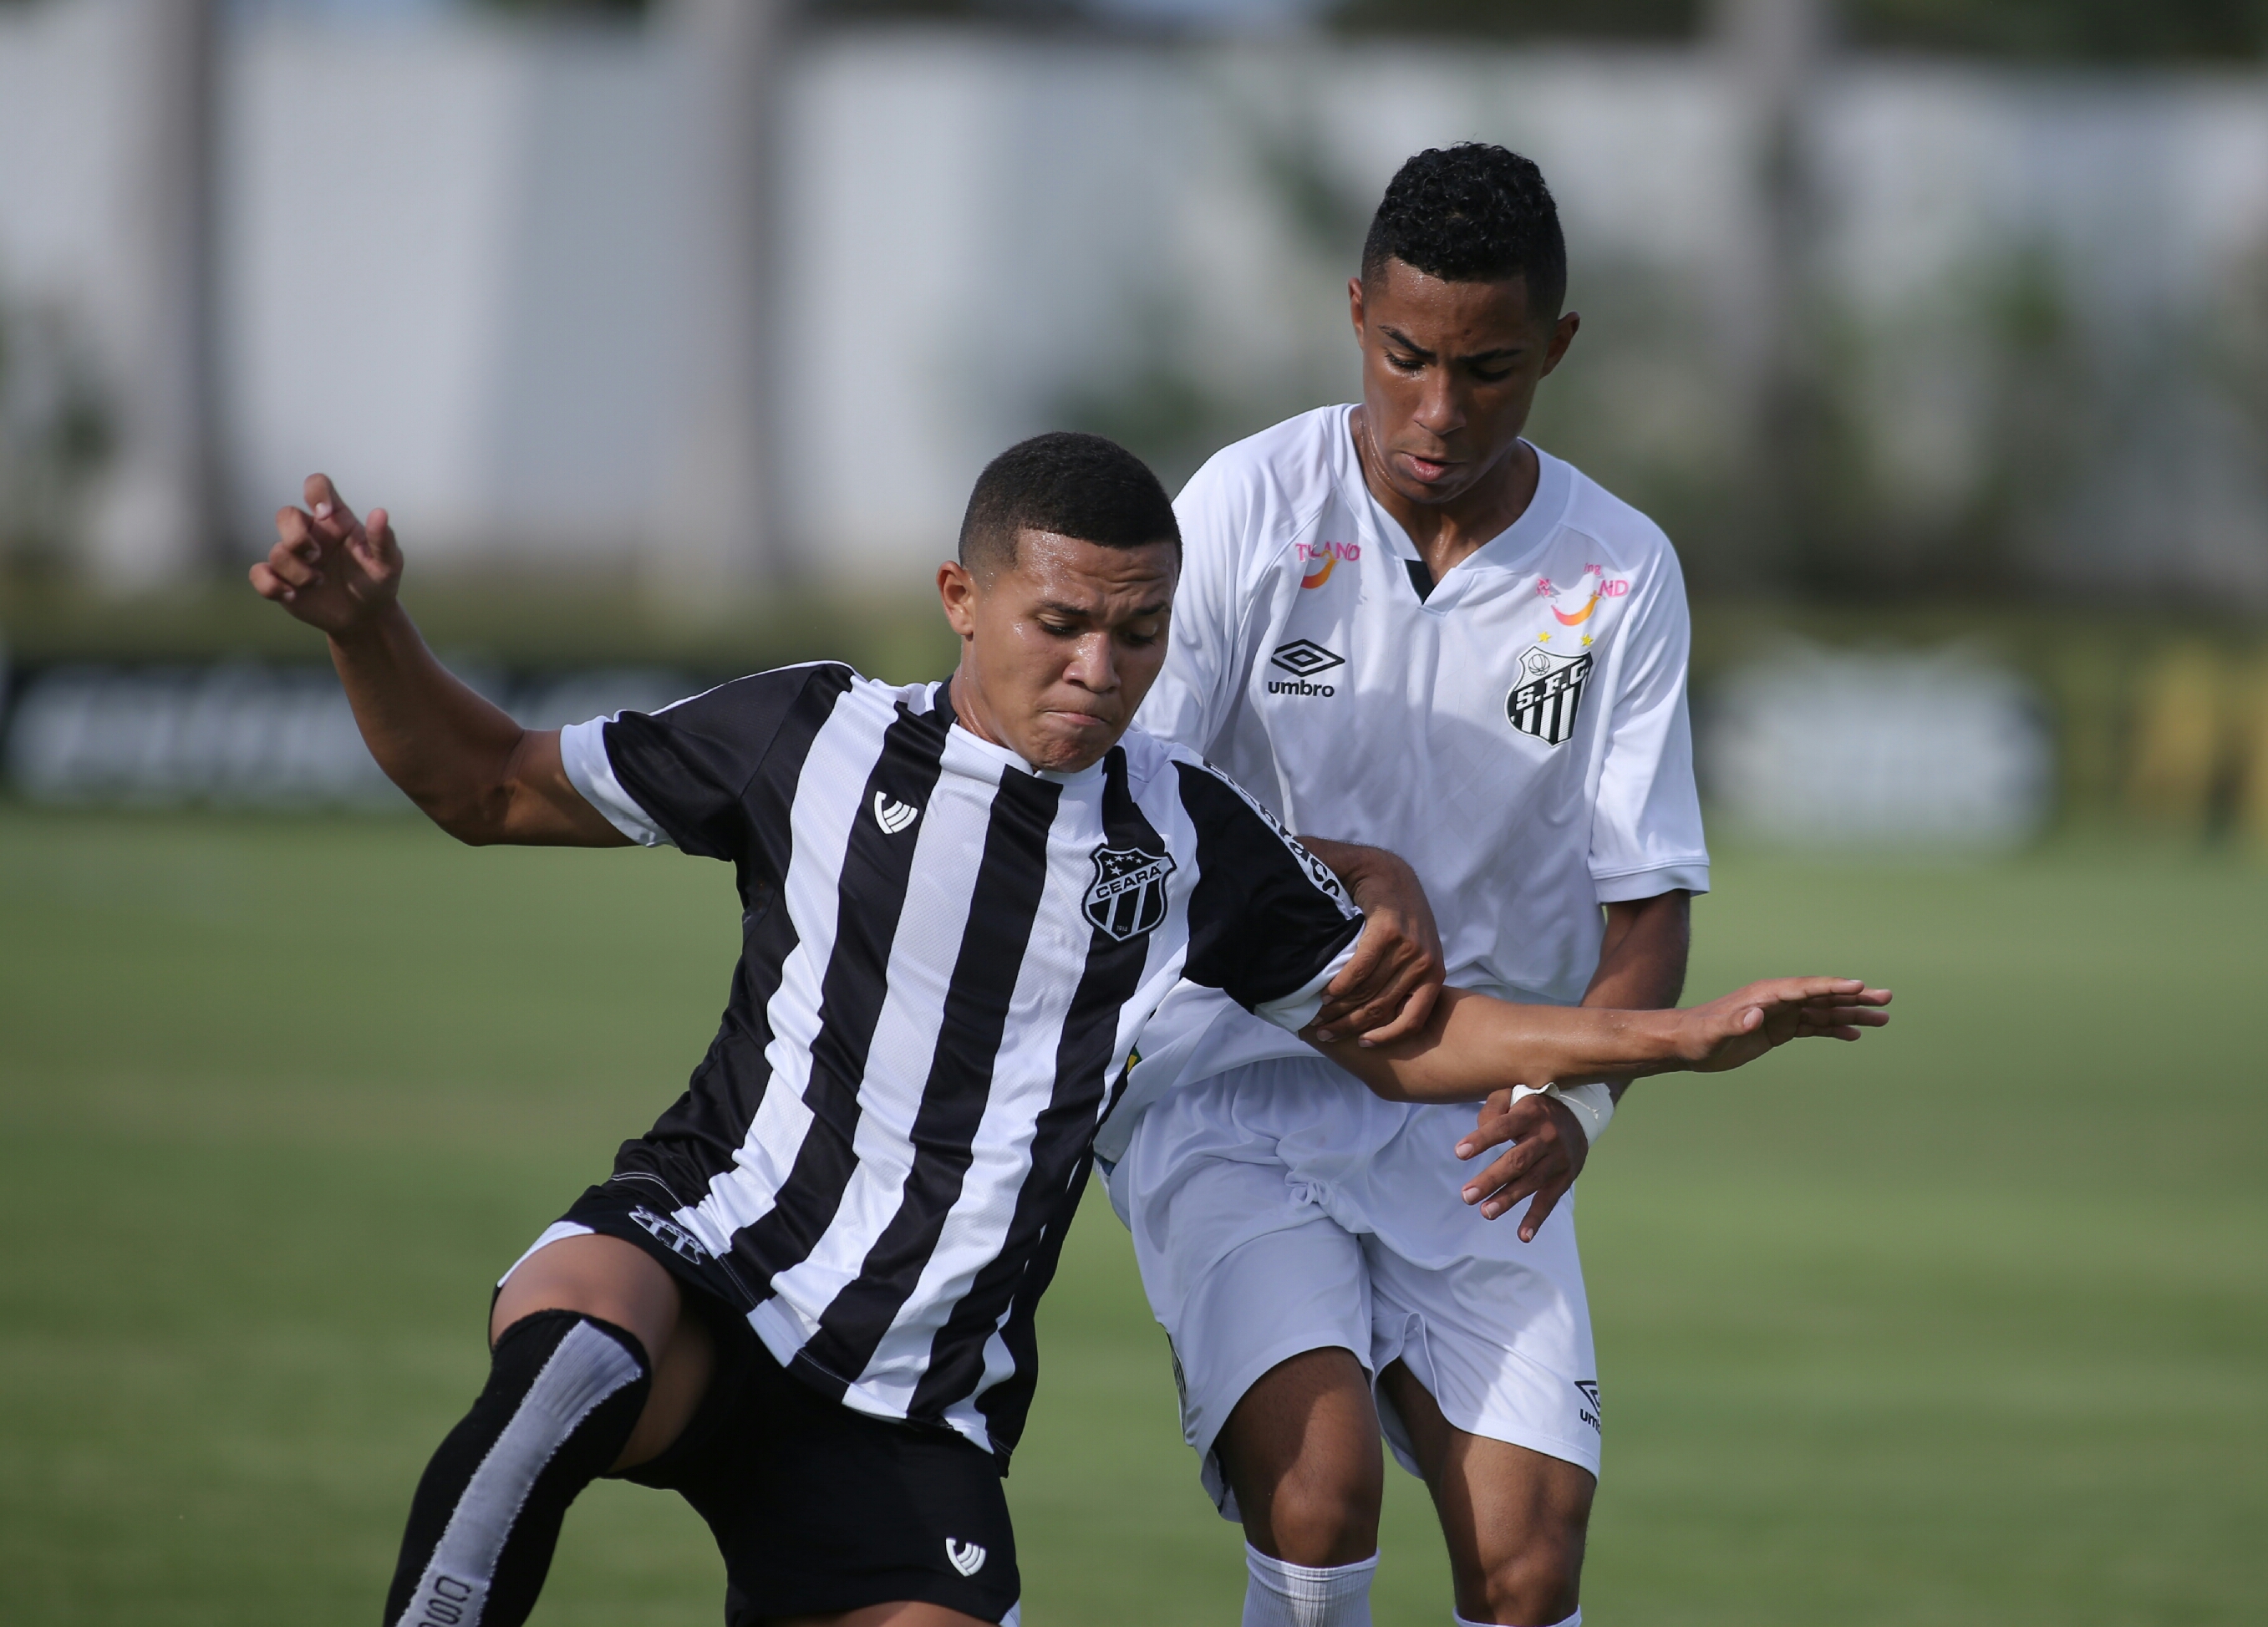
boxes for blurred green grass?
[1,808,2262,1624]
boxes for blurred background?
[1,2,2262,1624]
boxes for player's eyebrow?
[1380,324,1525,365]
[1035,595,1172,621]
[1379,325,1436,359]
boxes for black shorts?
[548,1182,1022,1625]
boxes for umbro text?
[1265,678,1335,698]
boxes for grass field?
[2,806,2263,1624]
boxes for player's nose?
[1065,631,1118,693]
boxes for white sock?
[1242,1543,1378,1627]
[1453,1612,1579,1627]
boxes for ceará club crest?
[1082,845,1176,941]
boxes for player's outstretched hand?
[249,473,403,638]
[1676,976,1892,1071]
[1453,1087,1587,1240]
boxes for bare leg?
[491,1232,713,1469]
[1217,1347,1385,1567]
[1377,1360,1594,1626]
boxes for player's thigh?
[1380,1361,1594,1619]
[1159,1193,1376,1456]
[492,1230,714,1468]
[1219,1345,1385,1566]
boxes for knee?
[1258,1474,1381,1569]
[1465,1539,1583,1626]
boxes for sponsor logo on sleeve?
[1268,638,1345,698]
[1507,645,1594,746]
[1083,845,1177,940]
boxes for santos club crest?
[1507,645,1594,746]
[1083,845,1176,941]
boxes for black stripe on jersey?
[910,745,1165,1452]
[730,695,953,1354]
[796,764,1061,1386]
[1176,761,1362,1011]
[613,664,854,1210]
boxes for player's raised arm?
[1307,975,1890,1105]
[250,474,627,847]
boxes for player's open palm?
[249,473,402,636]
[1680,977,1892,1072]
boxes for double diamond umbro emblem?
[1268,638,1345,699]
[872,792,920,834]
[945,1538,987,1577]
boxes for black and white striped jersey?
[558,663,1363,1457]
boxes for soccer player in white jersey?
[250,434,1884,1627]
[1099,145,1711,1627]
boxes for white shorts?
[1102,1055,1601,1518]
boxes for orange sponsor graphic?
[1296,541,1360,588]
[1537,565,1630,625]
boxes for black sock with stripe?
[383,1310,651,1627]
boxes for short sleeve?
[1134,452,1255,756]
[562,664,854,862]
[1588,547,1711,902]
[1173,760,1364,1029]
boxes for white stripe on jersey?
[755,728,1002,1359]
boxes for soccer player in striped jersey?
[249,433,1885,1627]
[1101,145,1724,1627]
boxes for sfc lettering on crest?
[1083,845,1176,941]
[1507,646,1594,747]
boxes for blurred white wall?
[4,7,2268,592]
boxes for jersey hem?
[561,716,669,846]
[1591,861,1711,903]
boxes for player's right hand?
[249,473,403,638]
[1676,977,1892,1071]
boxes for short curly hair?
[958,431,1181,576]
[1360,144,1567,318]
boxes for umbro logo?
[945,1538,987,1577]
[1574,1378,1602,1433]
[872,792,920,834]
[1268,639,1344,698]
[628,1205,709,1265]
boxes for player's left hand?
[1299,839,1446,1045]
[1454,1089,1587,1241]
[1677,977,1894,1070]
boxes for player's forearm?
[324,602,535,841]
[1309,985,1692,1104]
[1579,890,1691,1102]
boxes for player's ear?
[938,559,979,641]
[1541,309,1579,376]
[1348,275,1367,345]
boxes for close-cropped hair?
[957,431,1182,576]
[1360,143,1568,318]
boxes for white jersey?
[1097,405,1707,1159]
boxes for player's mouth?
[1043,703,1117,733]
[1397,450,1458,486]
